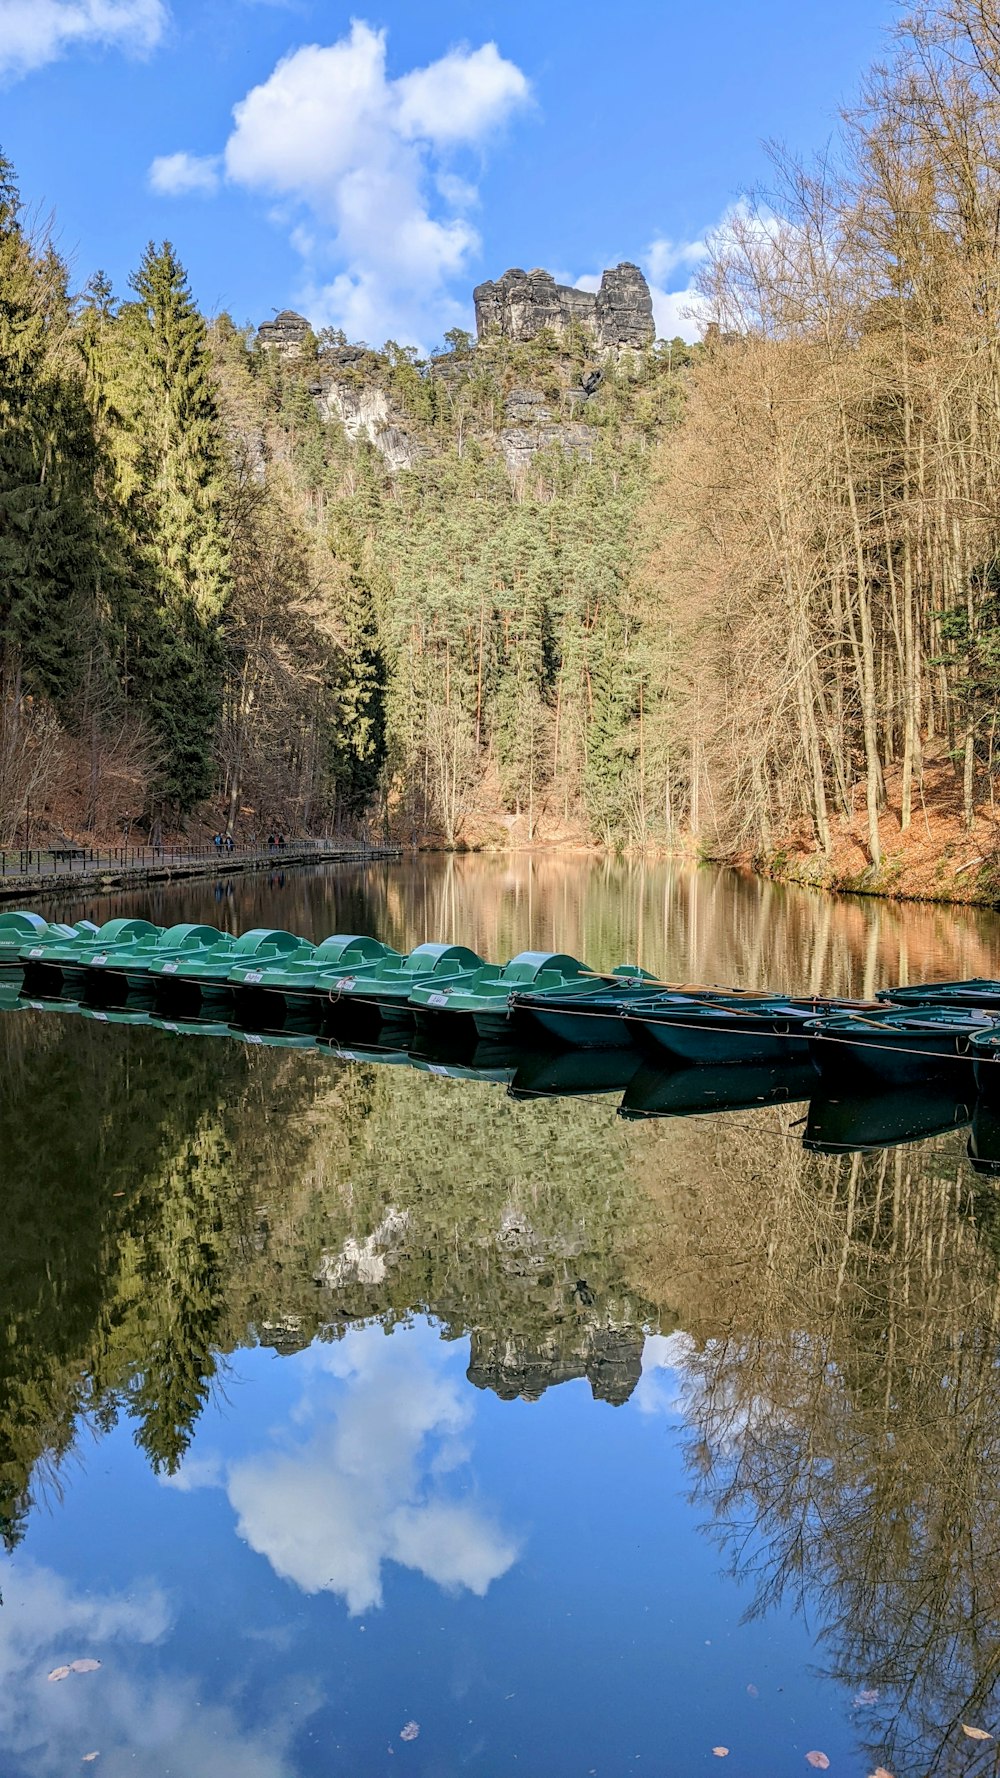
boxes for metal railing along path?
[0,839,399,881]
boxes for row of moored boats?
[7,911,1000,1154]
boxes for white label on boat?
[243,969,263,984]
[428,1064,450,1076]
[92,1011,107,1022]
[340,1049,358,1060]
[92,954,107,966]
[162,1022,178,1032]
[28,946,45,958]
[339,977,356,991]
[161,961,178,974]
[427,992,449,1008]
[245,1033,262,1045]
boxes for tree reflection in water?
[629,1113,1000,1777]
[8,848,1000,1773]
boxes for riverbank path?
[0,838,400,902]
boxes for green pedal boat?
[0,911,98,972]
[21,918,162,997]
[87,923,227,1000]
[323,943,484,1039]
[149,927,303,1009]
[229,933,395,1027]
[409,952,595,1046]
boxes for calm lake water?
[4,854,1000,1778]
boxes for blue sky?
[1,0,896,350]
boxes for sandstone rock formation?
[473,268,596,345]
[595,263,656,351]
[256,309,311,356]
[500,420,596,477]
[474,263,654,353]
[310,376,419,472]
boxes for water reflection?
[5,857,1000,1774]
[34,849,1000,995]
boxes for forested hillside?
[650,0,1000,897]
[0,147,686,850]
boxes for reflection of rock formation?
[467,1322,643,1405]
[315,1208,410,1288]
[466,1206,646,1403]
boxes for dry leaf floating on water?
[854,1690,879,1706]
[70,1659,101,1674]
[47,1666,70,1682]
[805,1754,831,1770]
[400,1722,419,1742]
[868,1768,894,1777]
[962,1726,993,1741]
[712,1748,729,1757]
[746,1683,759,1697]
[82,1756,100,1765]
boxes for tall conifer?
[124,242,229,810]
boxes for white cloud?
[0,1557,304,1777]
[644,221,721,342]
[395,42,529,143]
[227,1326,520,1615]
[151,19,530,349]
[648,282,711,341]
[148,151,221,196]
[646,233,710,286]
[0,0,167,79]
[634,1330,697,1417]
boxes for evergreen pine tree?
[122,242,229,810]
[334,560,388,819]
[0,154,103,707]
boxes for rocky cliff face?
[256,257,653,479]
[311,376,418,472]
[256,309,311,356]
[473,263,654,354]
[595,263,656,351]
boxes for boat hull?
[811,1028,978,1089]
[21,959,89,998]
[626,1009,810,1067]
[232,984,327,1031]
[411,1006,480,1049]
